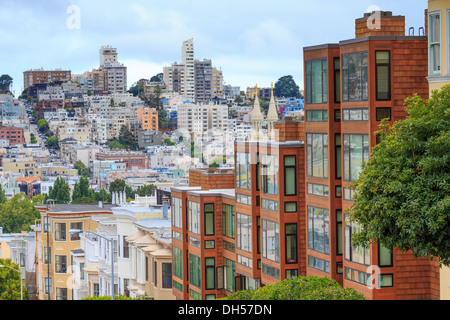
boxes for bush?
[220,276,365,300]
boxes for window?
[237,254,252,268]
[204,203,215,236]
[222,204,235,238]
[70,222,82,241]
[261,154,278,195]
[44,247,51,264]
[344,187,357,201]
[45,277,52,294]
[342,51,368,101]
[223,240,235,253]
[262,263,280,280]
[334,57,341,103]
[236,152,251,190]
[261,198,279,212]
[286,269,298,279]
[335,185,342,198]
[205,258,215,290]
[172,247,183,280]
[345,267,371,286]
[262,220,279,262]
[343,134,369,182]
[205,240,215,249]
[306,133,328,179]
[380,274,393,287]
[284,155,296,195]
[376,107,391,121]
[284,202,297,213]
[54,222,66,241]
[55,255,67,273]
[188,201,200,235]
[236,193,251,205]
[305,58,327,104]
[429,12,441,74]
[190,289,201,300]
[379,244,393,267]
[123,236,129,258]
[307,206,329,254]
[376,51,391,100]
[56,287,67,300]
[334,109,341,122]
[285,224,298,264]
[305,110,328,122]
[336,210,343,255]
[344,218,371,266]
[189,237,200,248]
[224,258,236,292]
[173,280,183,292]
[335,134,342,179]
[237,213,252,252]
[307,183,329,197]
[172,197,182,229]
[342,108,369,121]
[308,256,330,273]
[189,254,201,288]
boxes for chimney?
[355,11,405,38]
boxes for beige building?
[2,156,40,176]
[34,203,115,300]
[99,46,127,94]
[427,0,450,300]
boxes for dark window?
[162,263,172,288]
[334,57,341,103]
[204,203,215,236]
[376,107,391,121]
[284,155,296,196]
[376,51,391,101]
[342,51,368,102]
[285,223,298,264]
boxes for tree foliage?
[274,75,300,98]
[220,276,365,300]
[118,125,137,150]
[37,119,49,132]
[0,193,40,233]
[348,85,450,266]
[74,160,90,177]
[48,177,71,204]
[0,74,13,93]
[0,259,28,300]
[109,179,126,194]
[108,139,125,150]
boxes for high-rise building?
[182,39,195,101]
[99,45,127,94]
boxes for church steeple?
[267,82,279,140]
[251,84,263,140]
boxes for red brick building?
[170,10,440,301]
[0,126,25,146]
[23,69,71,90]
[95,150,147,170]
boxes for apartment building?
[426,0,450,300]
[95,150,147,170]
[177,103,228,134]
[137,107,158,132]
[302,10,439,300]
[23,68,71,90]
[0,126,25,146]
[34,203,115,300]
[98,46,127,94]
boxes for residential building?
[0,126,25,146]
[99,46,127,94]
[34,203,115,300]
[95,150,147,170]
[137,107,158,132]
[23,69,71,90]
[137,130,163,149]
[426,0,450,300]
[302,10,438,299]
[177,103,228,134]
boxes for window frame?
[429,11,441,75]
[204,203,215,236]
[342,51,368,102]
[305,58,328,104]
[284,155,297,196]
[285,223,298,264]
[306,133,329,179]
[376,107,392,122]
[375,50,391,101]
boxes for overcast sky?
[0,0,428,96]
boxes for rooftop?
[45,203,117,214]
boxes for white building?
[177,102,228,134]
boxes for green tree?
[118,125,137,150]
[0,185,7,204]
[164,138,175,146]
[46,136,58,147]
[48,177,71,204]
[348,85,450,266]
[274,75,300,98]
[74,160,90,177]
[109,179,126,194]
[94,189,111,203]
[128,81,145,98]
[72,176,91,202]
[220,276,365,300]
[0,193,40,233]
[0,74,13,93]
[0,259,28,300]
[37,119,49,132]
[108,139,125,150]
[135,184,156,197]
[30,133,37,144]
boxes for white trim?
[428,9,442,75]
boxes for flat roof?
[46,203,116,214]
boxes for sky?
[0,0,428,96]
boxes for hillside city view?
[0,0,448,309]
